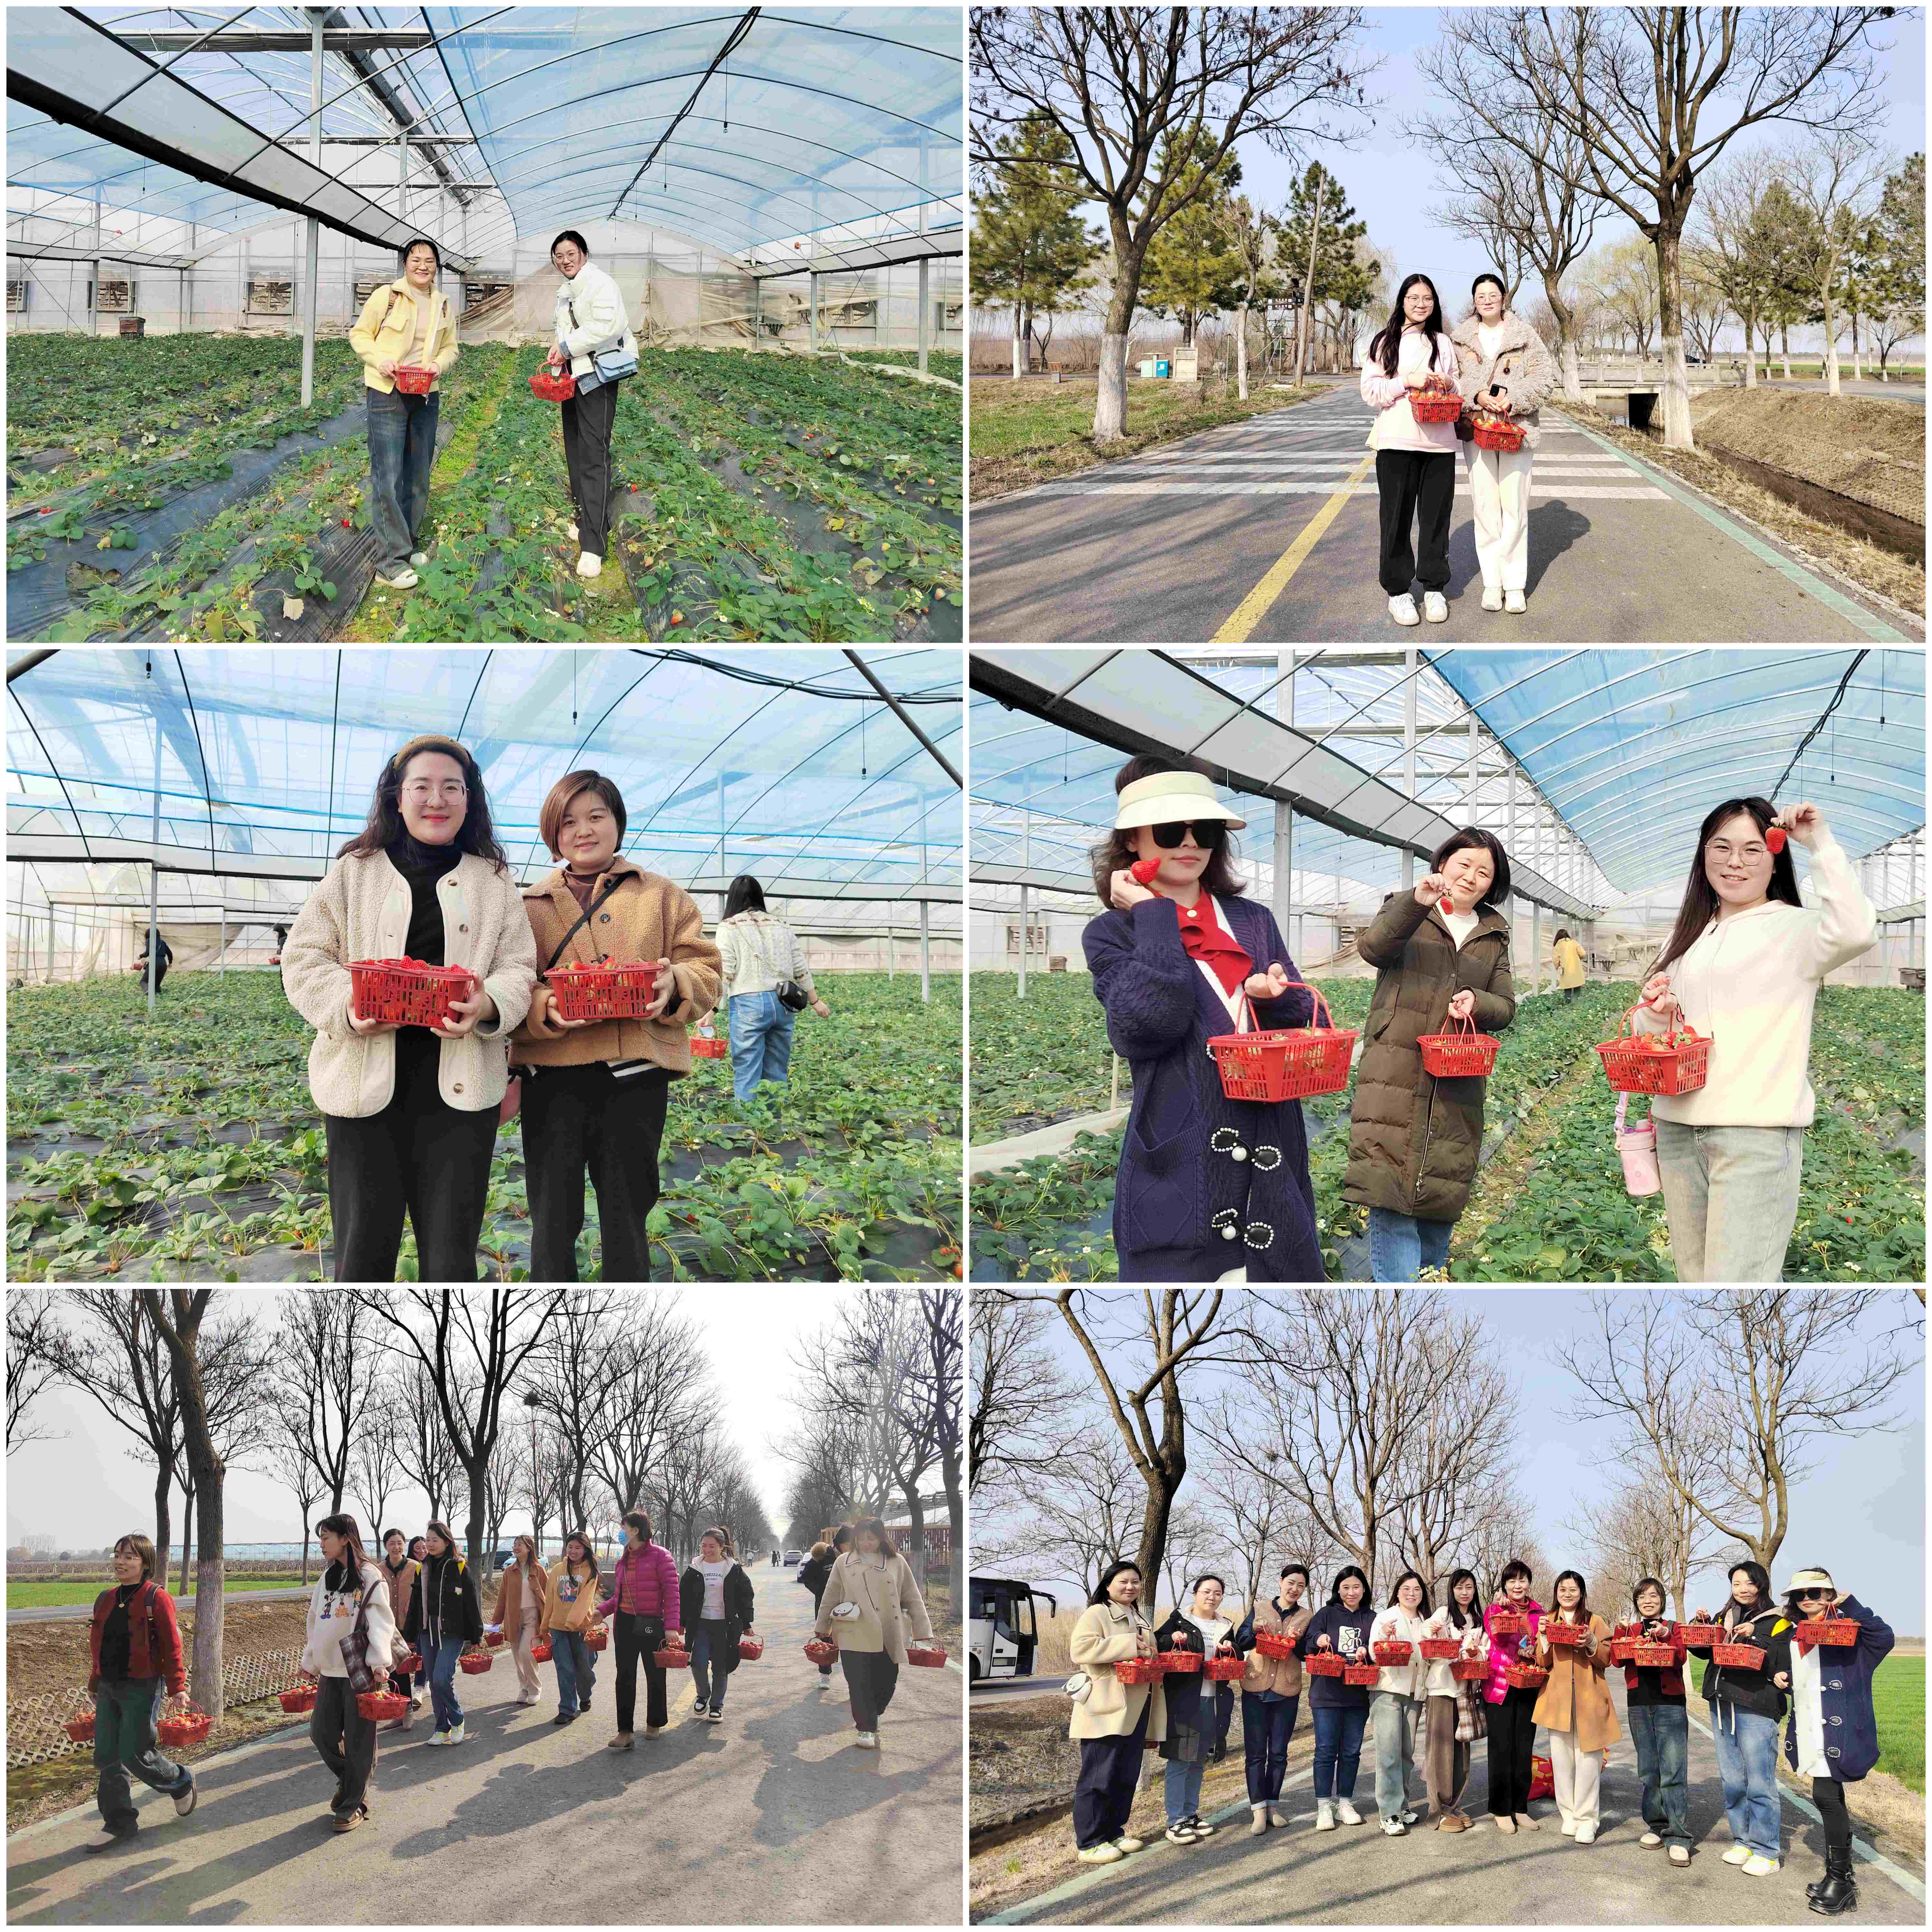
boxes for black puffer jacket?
[797,1550,836,1608]
[1700,1602,1794,1723]
[404,1552,484,1650]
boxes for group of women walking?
[1086,751,1876,1283]
[1065,1555,1893,1913]
[282,736,831,1283]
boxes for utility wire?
[1772,651,1867,800]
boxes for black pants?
[840,1650,900,1731]
[560,382,620,555]
[1486,1684,1540,1816]
[521,1063,668,1281]
[1074,1694,1152,1848]
[1376,448,1455,595]
[387,1664,416,1700]
[325,1037,498,1282]
[311,1676,377,1819]
[612,1610,668,1733]
[1814,1775,1852,1856]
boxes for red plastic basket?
[1488,1608,1528,1637]
[691,1033,728,1058]
[348,958,477,1028]
[1304,1651,1347,1678]
[1595,1007,1710,1096]
[1501,1662,1548,1690]
[393,365,436,395]
[531,1639,553,1662]
[1450,1656,1487,1682]
[907,1643,948,1670]
[356,1690,409,1721]
[1607,1636,1636,1664]
[1417,1012,1501,1078]
[1630,1643,1677,1668]
[484,1629,507,1649]
[1796,1617,1859,1647]
[804,1637,838,1665]
[1343,1662,1381,1686]
[393,1651,422,1674]
[1253,1631,1298,1661]
[1409,378,1464,424]
[1371,1641,1413,1665]
[1712,1642,1765,1670]
[63,1708,96,1743]
[583,1624,609,1653]
[1160,1649,1203,1675]
[1418,1637,1461,1660]
[1206,982,1358,1102]
[1679,1622,1722,1650]
[530,369,576,402]
[459,1647,495,1675]
[1543,1619,1590,1649]
[1204,1654,1247,1681]
[549,959,662,1022]
[1470,412,1526,452]
[737,1634,764,1662]
[1113,1655,1163,1685]
[278,1684,318,1713]
[653,1644,691,1670]
[157,1707,213,1747]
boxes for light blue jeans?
[1368,1208,1453,1282]
[1370,1690,1424,1820]
[1654,1120,1804,1281]
[552,1629,595,1717]
[1710,1701,1783,1858]
[729,990,797,1103]
[426,1633,466,1732]
[1164,1756,1207,1824]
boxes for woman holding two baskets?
[1615,1577,1693,1866]
[1482,1560,1544,1833]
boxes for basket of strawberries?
[1417,1011,1501,1079]
[1409,372,1465,424]
[737,1635,765,1662]
[1304,1651,1347,1678]
[1469,406,1525,452]
[583,1623,609,1653]
[1630,1643,1678,1668]
[1418,1637,1461,1661]
[279,1683,319,1713]
[1343,1662,1382,1686]
[347,958,476,1029]
[1795,1617,1859,1648]
[392,365,436,396]
[530,368,576,402]
[1501,1662,1549,1691]
[484,1628,507,1649]
[157,1706,213,1747]
[63,1707,97,1744]
[531,1639,553,1662]
[1543,1618,1590,1650]
[1206,981,1358,1102]
[804,1637,838,1666]
[1679,1621,1723,1650]
[355,1690,410,1722]
[393,1650,422,1674]
[1488,1607,1528,1638]
[1371,1640,1413,1666]
[1254,1631,1299,1661]
[1450,1656,1487,1682]
[653,1640,691,1670]
[906,1643,949,1669]
[1595,1007,1710,1096]
[1204,1653,1248,1681]
[1113,1654,1164,1685]
[1159,1648,1203,1675]
[549,959,664,1023]
[458,1645,496,1675]
[1711,1641,1766,1670]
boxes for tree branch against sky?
[970,6,1379,442]
[5,1290,64,1452]
[969,1289,1079,1492]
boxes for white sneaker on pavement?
[1481,586,1504,611]
[1576,1824,1597,1845]
[1337,1799,1364,1826]
[1077,1844,1123,1865]
[1315,1801,1336,1832]
[1742,1855,1780,1876]
[1668,1845,1691,1866]
[1640,1832,1663,1848]
[1504,589,1527,613]
[1380,1817,1407,1836]
[1388,593,1420,627]
[1722,1845,1752,1865]
[1422,590,1448,622]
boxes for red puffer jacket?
[597,1541,682,1631]
[89,1580,187,1697]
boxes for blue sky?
[989,1290,1925,1630]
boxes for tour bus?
[969,1575,1057,1683]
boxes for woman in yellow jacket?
[1532,1569,1618,1842]
[348,236,459,591]
[1068,1560,1168,1866]
[1552,928,1586,999]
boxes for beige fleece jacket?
[811,1550,933,1661]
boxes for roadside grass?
[8,1576,308,1609]
[1872,1653,1924,1791]
[970,374,1321,498]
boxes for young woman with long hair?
[1360,272,1461,628]
[596,1509,681,1749]
[1423,1568,1486,1831]
[1367,1571,1433,1836]
[1532,1569,1616,1843]
[377,1528,421,1728]
[512,769,721,1281]
[82,1534,195,1852]
[298,1513,395,1833]
[1084,753,1323,1282]
[1635,798,1876,1280]
[1154,1575,1237,1844]
[1691,1560,1794,1876]
[282,734,536,1282]
[680,1526,756,1726]
[402,1520,483,1746]
[1482,1559,1544,1834]
[717,874,830,1104]
[538,1531,602,1725]
[1296,1566,1377,1831]
[1066,1560,1165,1865]
[489,1535,550,1707]
[1232,1562,1312,1836]
[1615,1576,1692,1866]
[812,1515,934,1751]
[1343,827,1516,1281]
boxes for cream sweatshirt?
[299,1561,397,1679]
[1634,832,1876,1127]
[1360,326,1461,455]
[717,910,816,1000]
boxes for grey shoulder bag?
[567,295,638,393]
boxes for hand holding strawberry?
[1772,801,1822,851]
[1414,871,1451,910]
[1110,867,1158,910]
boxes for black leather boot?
[1810,1846,1858,1916]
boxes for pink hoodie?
[597,1540,681,1630]
[1481,1596,1543,1705]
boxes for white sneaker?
[1422,590,1448,622]
[1076,1843,1123,1865]
[1380,1816,1407,1836]
[1164,1822,1199,1844]
[576,552,602,579]
[1504,589,1527,613]
[445,1723,465,1746]
[1742,1854,1780,1876]
[1576,1824,1597,1845]
[1315,1801,1336,1832]
[1399,1808,1420,1826]
[1481,586,1503,611]
[423,1730,446,1747]
[855,1730,877,1750]
[1561,1820,1579,1837]
[1640,1832,1663,1848]
[566,522,580,542]
[1113,1833,1145,1854]
[375,567,418,589]
[409,550,428,567]
[1388,592,1420,627]
[1722,1845,1752,1865]
[1337,1799,1363,1826]
[1188,1814,1217,1837]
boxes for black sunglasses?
[1149,820,1227,849]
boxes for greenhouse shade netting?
[7,646,961,903]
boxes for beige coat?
[1452,310,1559,449]
[1242,1595,1312,1698]
[812,1550,933,1661]
[283,848,537,1117]
[491,1560,549,1631]
[1533,1612,1620,1750]
[349,278,459,394]
[1068,1600,1168,1744]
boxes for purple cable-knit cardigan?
[1083,894,1326,1282]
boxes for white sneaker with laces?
[576,552,603,579]
[375,567,418,589]
[1380,1817,1406,1836]
[1077,1844,1123,1865]
[1113,1833,1145,1853]
[1188,1814,1217,1837]
[1722,1845,1752,1864]
[1423,590,1448,622]
[1164,1822,1198,1844]
[1337,1799,1364,1826]
[1481,586,1504,611]
[1576,1824,1597,1845]
[1504,589,1527,613]
[1388,593,1421,627]
[856,1730,878,1750]
[1742,1854,1779,1876]
[446,1723,466,1746]
[1315,1802,1336,1832]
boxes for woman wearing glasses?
[1083,754,1323,1282]
[283,735,537,1282]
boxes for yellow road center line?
[1212,452,1375,644]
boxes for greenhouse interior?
[6,6,964,645]
[6,645,963,1283]
[969,646,1925,1287]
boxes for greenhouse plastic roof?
[7,647,961,903]
[8,6,962,265]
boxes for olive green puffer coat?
[1342,891,1517,1223]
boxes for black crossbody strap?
[543,872,625,974]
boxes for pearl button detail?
[1232,1145,1248,1163]
[1222,1226,1237,1241]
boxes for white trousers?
[1548,1727,1602,1829]
[1463,445,1534,591]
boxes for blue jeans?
[1371,1690,1423,1819]
[729,991,797,1103]
[93,1677,192,1836]
[1710,1702,1782,1858]
[1628,1701,1692,1845]
[367,386,439,572]
[1242,1691,1300,1803]
[690,1620,731,1713]
[1164,1756,1206,1824]
[552,1629,595,1717]
[1368,1207,1453,1282]
[427,1632,466,1731]
[1311,1700,1368,1802]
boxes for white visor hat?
[1113,769,1247,833]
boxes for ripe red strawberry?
[1765,826,1786,854]
[1438,896,1454,915]
[1131,858,1160,885]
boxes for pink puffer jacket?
[597,1540,681,1630]
[1481,1597,1544,1705]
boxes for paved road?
[9,1587,314,1625]
[968,384,1915,644]
[972,1677,1063,1706]
[8,1573,961,1925]
[980,1680,1922,1926]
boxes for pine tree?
[1274,163,1368,383]
[1139,128,1245,353]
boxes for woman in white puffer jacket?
[546,230,639,581]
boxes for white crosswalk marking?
[1035,480,1669,498]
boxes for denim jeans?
[1311,1700,1368,1801]
[1368,1207,1453,1282]
[1164,1755,1206,1824]
[729,990,797,1103]
[1711,1702,1783,1858]
[690,1620,731,1713]
[1628,1701,1692,1844]
[552,1629,595,1717]
[1654,1120,1804,1281]
[93,1677,192,1836]
[427,1632,467,1731]
[1370,1690,1423,1819]
[1242,1691,1299,1803]
[366,387,439,572]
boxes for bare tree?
[6,1289,65,1450]
[583,1293,709,1526]
[349,1380,408,1544]
[266,1427,326,1586]
[970,1290,1078,1491]
[1566,1476,1722,1623]
[526,1290,620,1532]
[276,1290,374,1517]
[1388,1357,1527,1594]
[1785,130,1890,396]
[980,1426,1147,1597]
[1461,1488,1552,1603]
[971,7,1379,441]
[396,1362,464,1528]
